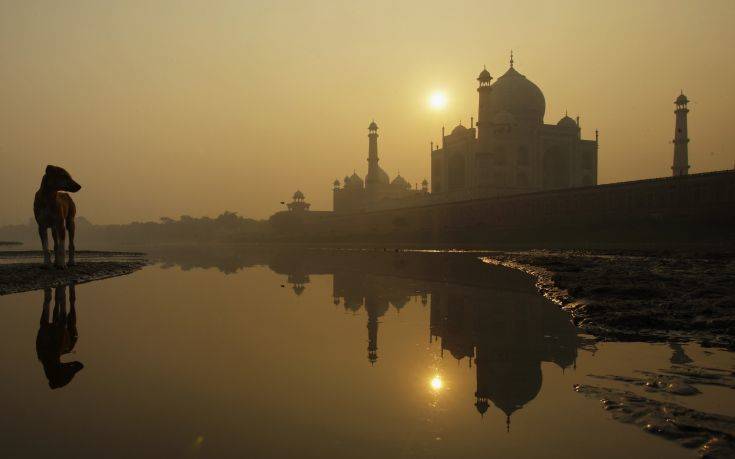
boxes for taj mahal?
[271,54,729,247]
[331,53,599,214]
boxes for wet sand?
[0,250,147,295]
[482,250,735,348]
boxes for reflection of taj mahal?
[331,54,598,213]
[272,249,581,424]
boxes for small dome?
[421,179,429,186]
[333,179,340,186]
[293,190,305,200]
[368,121,378,131]
[557,115,577,128]
[477,67,492,83]
[391,174,411,190]
[451,124,468,135]
[347,172,364,188]
[492,110,516,125]
[675,93,689,105]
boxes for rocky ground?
[574,380,735,458]
[481,250,735,349]
[0,250,147,295]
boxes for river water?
[0,248,732,458]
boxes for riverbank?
[0,250,147,295]
[482,250,735,349]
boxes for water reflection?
[153,247,583,424]
[36,283,83,389]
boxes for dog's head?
[43,165,81,192]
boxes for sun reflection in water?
[430,375,443,391]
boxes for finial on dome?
[510,50,514,68]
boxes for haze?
[1,0,733,225]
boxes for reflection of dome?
[451,124,468,135]
[675,93,689,105]
[391,174,411,190]
[487,66,545,123]
[482,361,543,418]
[557,115,577,128]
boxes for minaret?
[672,92,690,177]
[366,120,380,188]
[476,66,493,148]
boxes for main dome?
[486,66,545,124]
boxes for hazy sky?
[1,0,733,224]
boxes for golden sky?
[1,0,733,224]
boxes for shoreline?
[0,250,148,295]
[482,250,735,349]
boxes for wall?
[292,170,735,246]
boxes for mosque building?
[431,53,599,200]
[333,121,429,213]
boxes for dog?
[34,165,82,268]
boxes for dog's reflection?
[36,283,84,389]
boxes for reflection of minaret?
[672,92,690,177]
[364,296,389,365]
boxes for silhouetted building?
[333,121,429,213]
[287,190,311,212]
[672,92,690,177]
[431,53,598,200]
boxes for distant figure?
[34,165,82,268]
[36,284,83,389]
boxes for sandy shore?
[0,250,147,295]
[483,250,735,348]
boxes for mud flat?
[482,250,735,348]
[0,250,147,295]
[574,381,735,458]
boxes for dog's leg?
[38,226,51,268]
[67,218,76,266]
[41,288,52,325]
[52,225,66,269]
[68,283,77,339]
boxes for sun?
[430,375,444,391]
[429,91,447,110]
